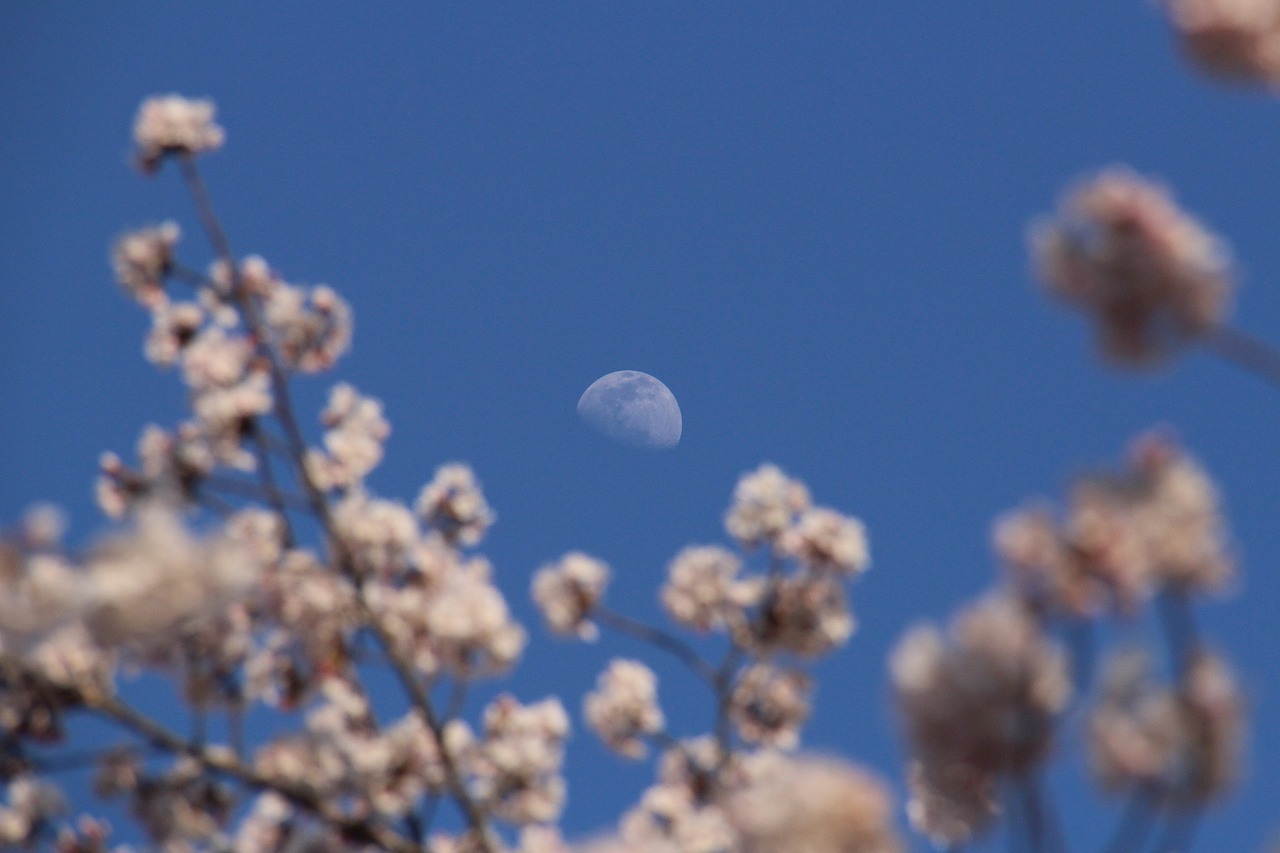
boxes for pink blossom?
[661,545,759,633]
[1031,167,1233,366]
[584,659,665,758]
[780,507,870,576]
[728,664,812,749]
[725,464,811,549]
[112,222,180,307]
[1166,0,1280,87]
[133,95,225,172]
[532,551,610,640]
[417,463,495,547]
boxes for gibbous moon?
[577,371,682,450]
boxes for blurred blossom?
[532,551,610,640]
[780,507,870,576]
[371,547,525,679]
[18,504,67,551]
[725,754,902,853]
[180,327,272,468]
[661,545,758,633]
[83,504,263,653]
[257,677,448,819]
[584,659,665,759]
[112,222,180,308]
[144,301,204,366]
[890,595,1070,845]
[734,575,854,658]
[96,424,217,518]
[417,463,495,547]
[619,738,736,853]
[224,507,287,568]
[0,538,80,646]
[725,464,811,549]
[1128,432,1235,592]
[422,556,526,676]
[994,499,1141,618]
[518,826,572,853]
[1166,0,1280,87]
[108,756,233,846]
[233,793,296,853]
[904,760,998,849]
[261,273,354,373]
[133,94,225,172]
[52,815,114,853]
[1088,651,1183,791]
[994,432,1233,614]
[0,776,64,846]
[446,694,570,825]
[305,383,391,491]
[248,549,359,706]
[182,326,253,390]
[331,489,419,578]
[1177,649,1247,803]
[728,664,812,749]
[1030,166,1233,366]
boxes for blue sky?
[3,3,1279,850]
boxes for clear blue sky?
[2,3,1279,850]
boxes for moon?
[577,371,682,450]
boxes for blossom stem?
[1151,809,1199,853]
[1098,785,1156,853]
[201,474,312,511]
[1205,325,1280,389]
[246,419,297,548]
[594,606,719,685]
[712,645,744,775]
[1155,588,1199,680]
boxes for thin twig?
[1150,809,1199,853]
[246,420,297,548]
[202,474,313,511]
[82,688,418,852]
[443,675,470,724]
[179,156,496,853]
[595,607,719,685]
[712,644,744,776]
[1205,326,1280,389]
[1098,785,1157,853]
[1155,589,1199,681]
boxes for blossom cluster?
[531,464,888,852]
[1,94,554,853]
[1165,0,1280,88]
[1030,166,1233,366]
[993,431,1234,616]
[890,431,1245,846]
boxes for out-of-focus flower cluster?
[1088,648,1244,805]
[133,94,224,173]
[1030,166,1233,366]
[1165,0,1280,88]
[891,595,1070,845]
[615,745,902,853]
[891,430,1245,846]
[994,431,1233,617]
